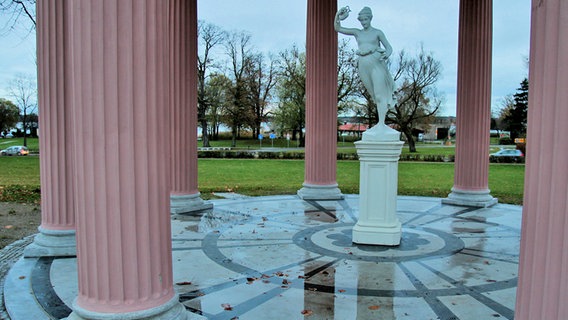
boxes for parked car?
[0,146,29,156]
[490,149,524,157]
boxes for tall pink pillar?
[516,1,568,319]
[169,0,212,214]
[443,0,497,207]
[25,0,76,257]
[67,1,187,318]
[298,0,343,200]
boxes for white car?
[1,146,29,156]
[490,149,524,157]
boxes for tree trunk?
[403,129,416,152]
[23,110,27,147]
[200,119,211,147]
[231,126,237,147]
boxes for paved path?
[3,195,522,319]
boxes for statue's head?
[358,7,373,21]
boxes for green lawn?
[0,156,525,205]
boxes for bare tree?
[389,47,443,152]
[8,73,37,146]
[223,30,255,147]
[198,21,226,147]
[337,39,358,110]
[274,45,306,146]
[246,53,278,138]
[0,0,36,32]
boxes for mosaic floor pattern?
[4,195,522,320]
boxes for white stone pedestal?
[353,139,404,246]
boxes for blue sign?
[258,134,263,140]
[269,133,276,139]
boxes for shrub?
[499,137,513,145]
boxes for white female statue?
[335,6,398,140]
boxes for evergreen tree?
[502,78,529,140]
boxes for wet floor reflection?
[167,197,521,319]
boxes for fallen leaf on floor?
[18,276,26,280]
[301,309,313,316]
[368,305,381,310]
[338,289,346,293]
[221,303,233,311]
[175,281,192,285]
[282,279,291,285]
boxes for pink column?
[298,0,343,200]
[516,1,568,319]
[24,0,76,257]
[169,0,212,214]
[443,0,497,207]
[67,1,186,318]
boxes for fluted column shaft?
[444,0,496,207]
[68,0,177,314]
[26,0,76,257]
[168,0,212,214]
[169,0,198,196]
[516,0,568,319]
[299,0,342,200]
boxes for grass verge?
[0,157,525,205]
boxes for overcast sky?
[0,0,531,116]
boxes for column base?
[443,188,498,208]
[297,183,344,200]
[353,221,402,246]
[24,227,76,257]
[170,193,213,214]
[65,295,203,320]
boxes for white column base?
[24,227,76,257]
[170,193,213,214]
[352,221,402,246]
[297,183,344,200]
[443,188,498,208]
[353,139,403,246]
[65,294,203,320]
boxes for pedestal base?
[24,227,76,257]
[354,139,404,246]
[443,188,498,208]
[297,183,344,200]
[65,295,202,320]
[352,221,402,246]
[170,193,213,214]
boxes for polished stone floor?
[3,195,522,319]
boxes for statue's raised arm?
[335,6,358,36]
[335,6,399,141]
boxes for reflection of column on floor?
[169,0,212,214]
[356,262,395,319]
[25,0,76,258]
[302,256,335,318]
[67,0,187,318]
